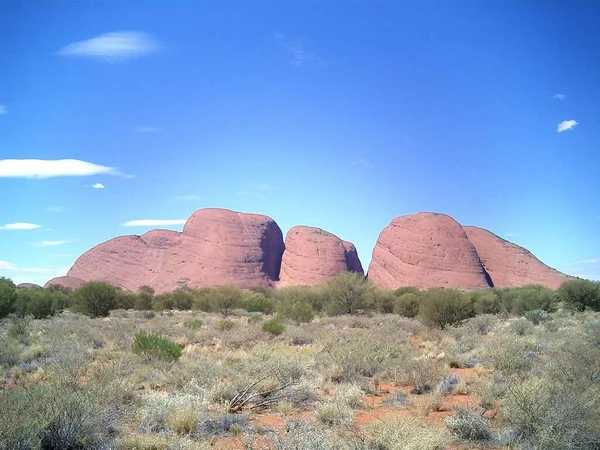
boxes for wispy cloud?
[92,183,105,189]
[0,105,6,115]
[122,219,186,227]
[0,260,71,285]
[134,126,163,133]
[505,233,515,237]
[273,33,324,67]
[557,120,578,133]
[573,258,600,265]
[0,159,125,178]
[175,194,202,201]
[254,184,271,191]
[351,158,372,168]
[0,222,41,230]
[33,240,70,247]
[56,31,161,62]
[553,93,565,100]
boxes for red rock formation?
[279,226,364,286]
[368,212,492,290]
[44,276,85,291]
[463,226,571,289]
[65,208,284,293]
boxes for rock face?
[44,276,85,291]
[368,213,492,290]
[279,226,364,286]
[65,208,285,293]
[464,226,571,289]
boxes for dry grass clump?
[367,417,451,450]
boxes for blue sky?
[1,1,599,285]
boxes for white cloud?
[273,33,324,67]
[56,31,161,62]
[122,219,186,227]
[35,240,69,247]
[0,222,41,230]
[0,105,6,115]
[0,159,124,178]
[557,120,578,132]
[92,183,105,189]
[135,126,162,133]
[553,94,565,100]
[0,261,71,285]
[505,233,515,237]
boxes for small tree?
[419,288,473,329]
[72,281,118,317]
[0,277,17,318]
[558,279,600,311]
[135,285,155,310]
[212,285,243,316]
[325,271,372,315]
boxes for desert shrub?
[484,336,537,375]
[585,321,600,347]
[367,417,451,450]
[389,354,444,393]
[241,293,274,314]
[315,401,353,427]
[138,392,205,434]
[183,319,203,329]
[135,285,155,310]
[0,380,122,450]
[472,291,501,314]
[381,390,412,407]
[276,298,315,324]
[171,288,194,310]
[191,287,214,312]
[439,374,461,394]
[0,277,17,318]
[114,290,137,310]
[509,317,534,335]
[419,288,473,329]
[14,288,65,319]
[372,289,397,313]
[216,319,235,331]
[335,383,366,409]
[262,319,285,336]
[445,407,492,440]
[8,316,31,342]
[393,286,420,297]
[72,281,118,317]
[319,336,409,383]
[394,292,420,318]
[265,421,346,449]
[468,314,496,335]
[152,293,174,312]
[524,308,548,324]
[212,285,243,316]
[324,271,372,315]
[196,413,249,436]
[132,331,182,361]
[559,279,600,311]
[275,285,328,313]
[500,377,600,449]
[498,284,557,315]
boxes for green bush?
[8,316,30,342]
[183,319,203,329]
[72,281,118,317]
[372,289,397,313]
[277,298,315,324]
[445,407,492,440]
[419,288,473,329]
[558,279,600,311]
[216,319,235,331]
[472,291,501,315]
[241,293,275,314]
[262,319,285,336]
[497,285,557,315]
[524,308,548,325]
[212,285,243,316]
[394,292,420,318]
[14,288,65,319]
[0,277,17,318]
[114,290,136,310]
[135,285,155,310]
[132,331,182,361]
[325,271,372,315]
[171,288,194,310]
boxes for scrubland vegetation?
[1,274,600,449]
